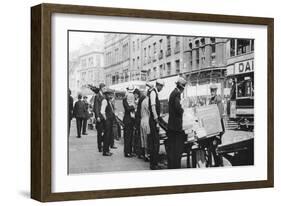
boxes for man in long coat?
[167,77,187,169]
[73,94,86,138]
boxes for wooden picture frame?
[31,3,274,202]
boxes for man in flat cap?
[209,84,224,166]
[167,77,187,169]
[147,79,165,170]
[93,83,106,152]
[73,94,87,138]
[100,88,115,156]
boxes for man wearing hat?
[209,84,224,166]
[167,77,187,169]
[82,96,89,135]
[147,79,164,169]
[100,88,115,156]
[73,94,87,138]
[93,83,106,152]
[123,85,136,157]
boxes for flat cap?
[176,77,187,88]
[99,83,106,89]
[210,84,218,90]
[156,79,165,86]
[103,88,114,94]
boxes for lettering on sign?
[235,60,254,74]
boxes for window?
[137,39,140,50]
[189,42,192,50]
[147,69,151,80]
[133,58,135,69]
[195,40,199,47]
[132,41,135,52]
[237,39,251,55]
[159,39,163,49]
[211,44,216,53]
[97,55,101,67]
[137,56,140,69]
[201,47,205,54]
[175,60,180,74]
[115,48,119,64]
[124,69,129,82]
[153,67,157,79]
[123,43,129,60]
[211,55,216,65]
[200,38,205,45]
[153,42,157,54]
[89,71,94,83]
[230,39,236,57]
[153,42,157,61]
[175,37,180,54]
[81,59,87,68]
[88,57,93,66]
[201,57,205,65]
[144,47,147,58]
[167,62,171,75]
[167,36,171,49]
[81,72,86,83]
[196,49,199,66]
[159,64,163,77]
[237,75,254,98]
[251,39,254,51]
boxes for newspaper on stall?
[182,103,222,139]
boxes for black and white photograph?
[68,31,255,174]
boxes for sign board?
[235,59,254,75]
[196,104,222,136]
[227,59,254,76]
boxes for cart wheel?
[221,156,232,166]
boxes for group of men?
[68,76,225,169]
[122,77,189,170]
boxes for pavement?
[68,119,150,174]
[68,119,254,174]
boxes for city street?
[68,119,150,174]
[68,119,254,174]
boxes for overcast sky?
[69,31,105,53]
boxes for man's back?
[74,100,85,118]
[168,88,184,132]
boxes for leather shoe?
[82,133,88,135]
[124,153,133,158]
[111,146,117,149]
[150,165,161,170]
[103,152,113,156]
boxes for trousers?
[103,118,113,154]
[96,121,104,150]
[75,117,83,137]
[148,119,160,167]
[123,122,134,155]
[167,130,185,169]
